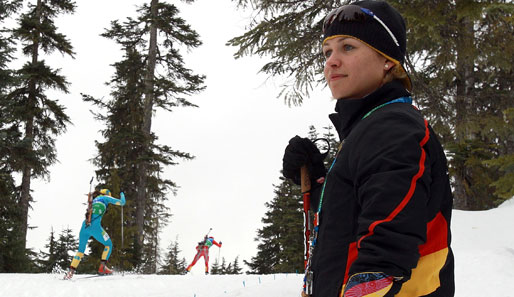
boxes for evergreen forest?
[0,0,512,275]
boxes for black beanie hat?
[323,0,412,90]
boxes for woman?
[64,189,125,279]
[282,1,454,296]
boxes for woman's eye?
[324,50,332,58]
[343,44,354,51]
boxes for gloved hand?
[282,136,327,186]
[219,241,222,246]
[119,192,126,206]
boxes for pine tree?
[37,228,57,272]
[142,214,161,273]
[225,262,233,274]
[229,256,243,274]
[158,238,186,274]
[210,257,221,274]
[9,0,75,253]
[244,240,277,274]
[0,166,24,272]
[54,227,78,271]
[229,1,514,209]
[0,0,26,273]
[219,257,227,274]
[84,0,205,270]
[0,0,20,90]
[245,176,303,274]
[37,227,78,272]
[0,140,25,272]
[81,47,145,271]
[483,108,514,203]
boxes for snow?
[452,198,514,296]
[0,273,302,297]
[2,198,513,297]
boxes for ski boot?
[63,267,75,280]
[98,260,113,275]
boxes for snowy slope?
[451,198,514,296]
[0,273,303,297]
[2,199,513,297]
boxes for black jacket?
[310,81,454,297]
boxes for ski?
[63,274,113,280]
[74,274,112,280]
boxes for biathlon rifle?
[86,176,94,226]
[199,228,213,246]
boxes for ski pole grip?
[300,165,311,194]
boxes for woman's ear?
[384,61,394,70]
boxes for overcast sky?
[25,0,336,272]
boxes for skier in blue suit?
[65,189,125,279]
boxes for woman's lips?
[330,74,347,81]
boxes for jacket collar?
[329,80,411,141]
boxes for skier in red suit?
[186,236,222,274]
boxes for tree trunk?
[19,146,32,250]
[19,0,42,249]
[135,0,158,257]
[453,1,476,210]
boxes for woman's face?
[323,37,391,100]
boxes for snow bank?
[451,198,514,296]
[0,273,303,297]
[2,199,513,297]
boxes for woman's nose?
[326,53,341,68]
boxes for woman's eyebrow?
[323,37,349,48]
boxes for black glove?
[282,136,327,186]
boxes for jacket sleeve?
[103,192,126,206]
[211,239,222,247]
[347,108,431,283]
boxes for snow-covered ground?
[0,273,302,297]
[451,198,514,296]
[2,199,513,297]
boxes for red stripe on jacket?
[357,119,430,249]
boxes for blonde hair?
[383,64,410,90]
[359,38,411,91]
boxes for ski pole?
[301,139,330,296]
[300,139,330,268]
[121,202,124,276]
[300,166,312,269]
